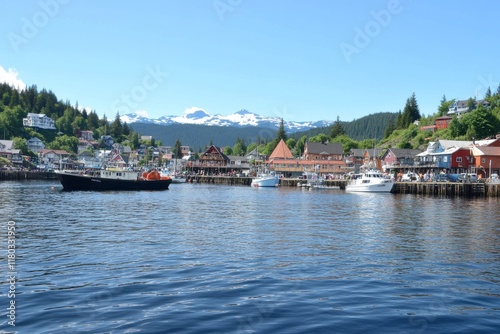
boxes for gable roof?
[269,139,294,160]
[349,148,365,157]
[364,148,386,158]
[41,149,70,156]
[471,146,500,156]
[199,145,230,162]
[0,140,14,150]
[386,148,423,158]
[305,142,343,155]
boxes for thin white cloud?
[0,66,27,90]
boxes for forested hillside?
[0,83,139,156]
[290,112,398,141]
[130,123,277,152]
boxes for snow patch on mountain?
[120,107,333,133]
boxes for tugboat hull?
[55,172,171,191]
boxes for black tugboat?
[54,168,172,191]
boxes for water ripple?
[0,181,499,333]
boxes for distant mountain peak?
[235,109,253,115]
[184,107,210,119]
[121,107,334,133]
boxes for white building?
[23,113,56,130]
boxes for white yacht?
[345,169,394,193]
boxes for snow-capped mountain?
[120,107,333,133]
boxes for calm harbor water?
[1,180,499,333]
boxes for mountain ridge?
[121,107,333,133]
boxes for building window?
[482,158,486,164]
[456,157,462,162]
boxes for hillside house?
[40,149,71,169]
[448,99,489,116]
[27,137,45,154]
[100,135,114,148]
[79,130,94,141]
[77,139,95,153]
[23,113,56,130]
[0,140,22,165]
[436,116,453,129]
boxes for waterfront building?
[194,145,231,175]
[301,141,347,175]
[40,149,71,169]
[470,146,500,178]
[0,140,22,165]
[381,148,423,169]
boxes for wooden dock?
[392,181,500,197]
[0,170,58,180]
[187,176,500,197]
[2,171,499,197]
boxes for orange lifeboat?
[142,171,149,179]
[146,170,160,180]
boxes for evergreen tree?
[88,111,100,130]
[400,93,421,128]
[123,122,130,136]
[110,112,123,140]
[485,87,492,99]
[274,118,287,146]
[438,96,455,117]
[131,132,140,150]
[383,119,396,138]
[173,139,183,159]
[233,137,246,156]
[330,116,345,139]
[466,97,476,112]
[395,110,404,129]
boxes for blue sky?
[1,0,499,123]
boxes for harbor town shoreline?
[2,171,499,197]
